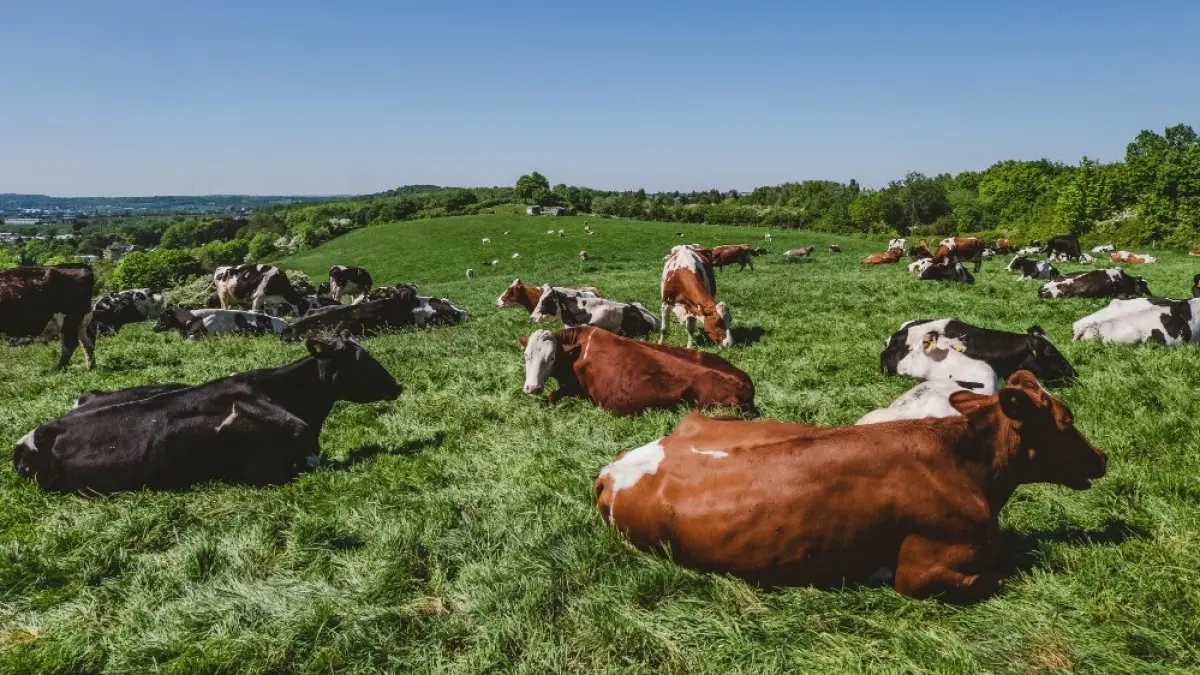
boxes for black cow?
[329,265,373,302]
[917,261,975,284]
[281,286,421,341]
[0,264,96,369]
[300,294,341,315]
[214,264,304,315]
[1193,274,1200,299]
[881,318,1077,385]
[1038,269,1152,299]
[13,335,402,492]
[1044,235,1082,262]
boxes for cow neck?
[520,285,543,311]
[243,356,337,429]
[552,327,586,390]
[952,403,1027,513]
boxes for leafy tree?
[247,231,277,262]
[111,250,203,290]
[515,172,550,204]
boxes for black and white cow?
[917,261,975,284]
[328,265,372,303]
[1044,235,1083,261]
[1092,244,1116,253]
[0,264,96,369]
[880,318,1077,390]
[1006,256,1060,281]
[1073,297,1200,345]
[12,335,402,492]
[281,286,421,341]
[154,307,290,338]
[529,285,661,338]
[91,288,165,335]
[1038,268,1152,299]
[214,265,304,315]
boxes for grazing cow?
[482,237,491,245]
[708,244,757,271]
[0,264,96,369]
[328,265,373,302]
[1073,297,1200,345]
[918,261,975,284]
[496,279,601,315]
[512,252,520,259]
[1006,255,1060,281]
[466,268,475,279]
[1038,268,1151,299]
[856,379,991,425]
[881,318,1077,387]
[1044,235,1083,262]
[888,238,908,253]
[661,245,733,348]
[579,250,588,261]
[861,248,903,264]
[1110,251,1157,264]
[214,265,304,315]
[784,246,815,259]
[154,307,290,338]
[994,238,1016,254]
[519,326,753,415]
[1016,246,1042,256]
[594,371,1106,602]
[1092,244,1115,253]
[90,288,165,335]
[931,237,986,272]
[13,335,402,492]
[764,233,772,242]
[908,258,935,275]
[828,244,840,253]
[529,286,660,338]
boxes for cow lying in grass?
[13,335,402,492]
[281,285,466,341]
[1073,297,1200,345]
[856,379,988,424]
[594,371,1107,603]
[1038,269,1151,299]
[154,307,290,338]
[496,279,601,315]
[520,326,754,416]
[529,285,660,338]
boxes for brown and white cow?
[861,248,903,264]
[594,370,1106,603]
[0,264,96,369]
[529,286,660,338]
[784,246,815,260]
[661,245,732,348]
[932,237,986,272]
[214,265,304,315]
[495,279,600,315]
[1189,248,1200,257]
[328,265,373,302]
[520,326,754,415]
[1110,250,1157,264]
[994,238,1016,254]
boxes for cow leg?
[659,303,670,343]
[683,315,696,349]
[56,312,89,370]
[77,311,96,369]
[894,535,1004,604]
[973,252,982,273]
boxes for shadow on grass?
[733,326,767,346]
[1002,518,1150,573]
[325,433,444,471]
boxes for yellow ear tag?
[952,342,966,353]
[311,342,325,354]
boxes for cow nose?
[1095,450,1108,477]
[524,384,541,394]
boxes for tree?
[515,172,550,204]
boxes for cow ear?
[948,390,991,416]
[998,386,1036,421]
[518,334,529,348]
[307,338,334,359]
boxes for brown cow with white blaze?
[932,237,986,272]
[520,326,754,415]
[0,264,96,369]
[594,370,1106,603]
[661,245,733,347]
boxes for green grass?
[3,213,1200,673]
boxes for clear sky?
[2,1,1197,196]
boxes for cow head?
[307,333,402,402]
[153,307,196,334]
[519,329,559,394]
[1021,327,1077,384]
[529,285,560,323]
[990,370,1106,489]
[1006,255,1027,272]
[1132,275,1152,297]
[702,302,733,347]
[497,279,525,307]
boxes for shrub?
[111,250,203,291]
[247,232,277,262]
[162,275,217,309]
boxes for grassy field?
[3,213,1200,673]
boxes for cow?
[764,233,773,242]
[593,370,1106,603]
[519,326,754,416]
[908,243,932,260]
[299,294,341,315]
[1038,268,1151,299]
[994,238,1016,254]
[482,237,491,245]
[917,261,975,284]
[13,334,402,492]
[0,264,96,370]
[661,245,732,348]
[1044,235,1082,262]
[411,294,468,327]
[1110,251,1157,264]
[861,249,903,264]
[496,279,601,315]
[1195,274,1200,298]
[1016,246,1042,256]
[529,286,660,338]
[579,250,588,261]
[881,318,1077,388]
[828,244,840,253]
[908,258,934,275]
[214,265,304,315]
[709,244,757,271]
[1006,256,1060,281]
[1092,244,1115,253]
[1073,297,1200,345]
[856,379,990,425]
[888,238,908,253]
[328,265,373,302]
[931,237,986,272]
[1189,249,1200,257]
[784,246,815,260]
[466,268,475,279]
[154,307,290,338]
[90,288,165,335]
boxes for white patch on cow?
[523,329,557,394]
[216,404,240,433]
[1092,244,1115,253]
[599,439,666,524]
[1105,267,1123,280]
[413,298,437,325]
[908,258,933,274]
[856,380,971,424]
[892,320,999,393]
[888,238,907,252]
[15,428,37,451]
[691,447,729,458]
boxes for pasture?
[3,213,1200,673]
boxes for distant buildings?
[4,218,41,226]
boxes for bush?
[193,239,248,269]
[247,232,277,262]
[162,275,217,309]
[284,269,315,296]
[111,250,203,291]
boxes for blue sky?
[2,1,1197,196]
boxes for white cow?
[1073,297,1200,345]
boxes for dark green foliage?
[110,249,204,290]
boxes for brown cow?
[860,248,903,264]
[0,264,96,369]
[594,370,1107,603]
[1110,251,1157,264]
[520,326,754,415]
[995,238,1016,254]
[496,279,600,314]
[1189,248,1200,257]
[932,237,986,272]
[661,245,732,347]
[709,244,756,271]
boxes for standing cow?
[214,265,304,315]
[931,237,986,273]
[328,265,373,303]
[0,264,96,369]
[661,245,733,348]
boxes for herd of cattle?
[2,226,1197,603]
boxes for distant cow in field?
[1189,248,1200,257]
[496,279,601,316]
[1006,256,1060,281]
[214,265,304,315]
[828,244,840,253]
[994,238,1016,254]
[1110,251,1157,264]
[917,261,974,284]
[661,245,732,348]
[594,371,1106,602]
[520,326,754,415]
[328,265,373,302]
[529,286,660,338]
[1038,268,1151,299]
[1074,297,1200,345]
[0,264,96,369]
[1044,235,1083,262]
[1092,244,1115,253]
[154,307,290,338]
[932,237,986,272]
[908,243,932,260]
[785,246,815,260]
[13,335,402,492]
[888,238,907,253]
[861,248,903,264]
[708,244,757,271]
